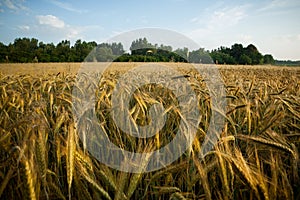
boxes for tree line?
[0,37,285,65]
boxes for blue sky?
[0,0,300,60]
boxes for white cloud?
[187,5,249,49]
[208,6,248,28]
[3,0,18,10]
[189,5,248,31]
[50,0,87,13]
[2,0,28,11]
[34,15,89,42]
[37,15,65,28]
[258,0,300,12]
[65,26,80,39]
[18,25,30,31]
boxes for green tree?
[0,37,277,64]
[158,44,172,52]
[263,54,275,65]
[239,54,252,65]
[189,48,213,63]
[130,37,154,54]
[54,40,71,62]
[45,43,56,62]
[70,39,96,62]
[0,42,8,62]
[111,42,125,55]
[230,43,244,64]
[35,41,51,62]
[245,44,263,65]
[95,46,113,62]
[210,51,235,64]
[174,47,189,61]
[10,38,38,62]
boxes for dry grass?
[0,63,299,199]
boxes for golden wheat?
[0,63,299,199]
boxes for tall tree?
[174,47,189,61]
[130,37,154,53]
[210,50,235,64]
[245,44,263,64]
[263,54,275,64]
[189,48,213,64]
[0,37,278,64]
[158,44,172,52]
[230,43,244,64]
[111,42,125,55]
[55,40,71,62]
[0,42,8,62]
[95,46,113,62]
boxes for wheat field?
[0,63,299,200]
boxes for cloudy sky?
[0,0,300,60]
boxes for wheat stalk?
[67,123,75,200]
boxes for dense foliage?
[275,60,300,66]
[0,37,293,65]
